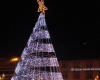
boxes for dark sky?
[0,0,100,60]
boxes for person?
[94,75,99,80]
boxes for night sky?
[0,0,100,60]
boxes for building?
[0,58,100,80]
[59,59,100,80]
[0,57,19,80]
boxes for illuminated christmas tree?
[11,0,63,80]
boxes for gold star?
[37,0,48,16]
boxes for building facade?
[59,59,100,80]
[0,58,18,80]
[0,58,100,80]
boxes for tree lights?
[11,0,63,80]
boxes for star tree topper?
[37,0,48,16]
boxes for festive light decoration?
[37,0,48,16]
[11,4,63,80]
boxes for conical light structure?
[11,13,63,80]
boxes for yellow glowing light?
[2,73,5,78]
[0,73,5,80]
[37,0,48,16]
[11,58,19,62]
[0,76,2,80]
[94,75,99,80]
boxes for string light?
[11,13,63,80]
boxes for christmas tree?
[11,0,63,80]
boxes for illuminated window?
[62,62,68,68]
[86,61,93,67]
[73,72,80,79]
[86,71,93,79]
[62,71,68,79]
[74,62,80,68]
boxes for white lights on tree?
[11,13,63,80]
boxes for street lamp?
[11,58,19,62]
